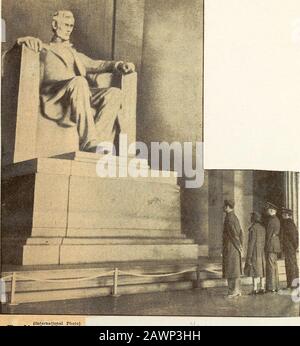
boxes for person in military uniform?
[222,199,244,298]
[244,212,266,294]
[280,207,299,290]
[264,202,281,292]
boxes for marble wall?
[2,0,114,59]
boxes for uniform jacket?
[281,218,299,253]
[265,215,281,253]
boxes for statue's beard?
[52,34,71,43]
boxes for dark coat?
[244,222,266,277]
[222,212,243,279]
[281,218,299,287]
[281,218,299,253]
[265,215,281,253]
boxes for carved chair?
[1,45,137,165]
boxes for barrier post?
[9,272,18,305]
[0,277,7,304]
[112,268,120,297]
[194,266,202,289]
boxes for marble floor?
[2,286,299,318]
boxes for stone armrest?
[87,71,137,150]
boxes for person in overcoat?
[222,199,244,298]
[244,212,266,294]
[264,202,281,292]
[280,207,299,290]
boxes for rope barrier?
[3,267,197,283]
[119,267,197,278]
[4,266,198,305]
[15,271,115,283]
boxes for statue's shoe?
[83,145,98,153]
[226,292,242,299]
[82,142,111,154]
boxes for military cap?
[224,199,235,209]
[281,207,293,216]
[264,202,278,210]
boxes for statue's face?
[54,16,75,41]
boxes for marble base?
[2,153,198,266]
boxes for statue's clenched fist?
[116,62,135,75]
[17,36,43,53]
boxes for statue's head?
[52,10,75,41]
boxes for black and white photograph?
[0,0,299,324]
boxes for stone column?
[284,172,299,227]
[208,171,224,257]
[113,0,146,73]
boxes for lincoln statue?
[17,10,135,153]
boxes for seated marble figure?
[17,10,135,153]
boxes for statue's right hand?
[17,36,43,53]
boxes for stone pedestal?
[2,153,198,266]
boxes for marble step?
[24,237,195,245]
[198,274,289,289]
[196,259,298,289]
[4,272,196,293]
[2,260,199,279]
[198,261,288,280]
[30,228,186,238]
[6,281,194,305]
[2,261,197,304]
[22,243,199,265]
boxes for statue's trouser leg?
[66,76,98,150]
[90,87,122,146]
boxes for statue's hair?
[52,10,74,30]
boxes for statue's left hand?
[17,36,43,53]
[117,62,135,74]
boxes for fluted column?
[284,172,299,227]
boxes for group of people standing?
[222,200,299,298]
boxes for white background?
[204,0,300,172]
